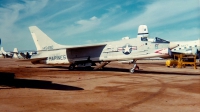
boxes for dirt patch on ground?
[0,58,199,112]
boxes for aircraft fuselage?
[32,37,170,65]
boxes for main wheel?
[69,64,75,70]
[129,68,134,73]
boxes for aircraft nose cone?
[169,42,179,49]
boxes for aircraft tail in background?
[0,47,13,58]
[12,48,19,59]
[13,48,18,53]
[1,47,6,55]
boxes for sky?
[0,0,200,51]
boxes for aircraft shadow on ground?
[135,70,200,76]
[98,67,130,72]
[37,66,68,69]
[35,66,200,76]
[47,67,130,72]
[0,72,84,91]
[102,67,200,76]
[29,66,200,76]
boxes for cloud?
[0,4,23,28]
[63,16,101,36]
[0,0,48,50]
[34,1,83,25]
[76,16,98,25]
[0,0,48,31]
[0,0,199,50]
[153,27,200,41]
[0,0,48,28]
[108,0,199,31]
[107,5,121,12]
[85,39,97,44]
[21,0,48,17]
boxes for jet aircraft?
[0,47,30,59]
[18,50,37,59]
[171,39,200,58]
[120,38,200,65]
[28,25,177,73]
[1,47,14,58]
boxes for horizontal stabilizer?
[17,57,47,62]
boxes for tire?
[69,64,75,70]
[129,68,134,73]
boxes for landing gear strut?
[129,60,139,73]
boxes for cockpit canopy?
[154,37,170,43]
[141,37,169,43]
[141,37,148,41]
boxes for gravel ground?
[0,58,199,112]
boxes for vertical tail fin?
[1,47,6,54]
[29,26,66,51]
[13,48,18,53]
[12,48,19,59]
[137,25,149,38]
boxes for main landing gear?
[129,60,139,73]
[69,64,75,70]
[68,62,95,70]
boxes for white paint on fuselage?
[32,36,170,65]
[172,39,200,51]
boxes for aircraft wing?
[18,43,106,60]
[66,43,107,49]
[19,53,27,59]
[38,43,107,51]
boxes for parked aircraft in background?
[0,50,3,58]
[0,47,20,59]
[1,47,14,58]
[120,39,200,64]
[171,39,200,57]
[19,50,37,59]
[0,47,36,59]
[12,48,19,59]
[28,25,177,73]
